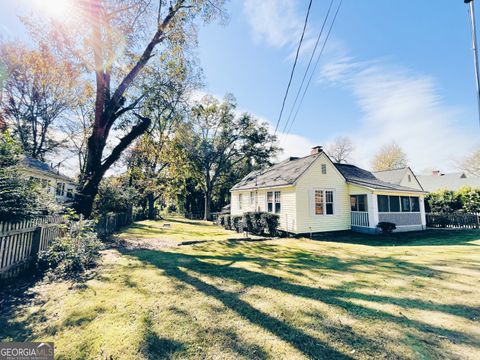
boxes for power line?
[281,0,335,134]
[285,0,343,137]
[273,0,313,135]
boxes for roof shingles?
[232,153,423,193]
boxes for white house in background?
[373,167,424,191]
[230,146,427,234]
[18,156,77,203]
[415,171,480,192]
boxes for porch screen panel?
[389,196,400,212]
[377,195,389,212]
[411,197,420,212]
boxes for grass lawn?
[1,219,480,359]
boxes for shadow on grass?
[312,229,480,247]
[124,248,480,358]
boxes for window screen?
[377,195,389,212]
[389,196,400,212]
[411,197,420,212]
[401,196,411,212]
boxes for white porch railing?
[351,211,369,227]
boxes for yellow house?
[230,146,427,234]
[18,156,77,203]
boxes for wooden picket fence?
[426,213,480,229]
[0,209,145,282]
[0,215,64,281]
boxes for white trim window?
[267,191,273,213]
[238,193,243,210]
[267,191,281,214]
[274,191,281,214]
[314,189,335,215]
[250,191,255,206]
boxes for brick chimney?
[310,146,323,155]
[432,170,441,176]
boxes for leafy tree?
[187,94,279,220]
[326,136,354,163]
[457,186,480,213]
[424,190,462,214]
[93,176,140,216]
[0,132,43,220]
[125,55,196,219]
[23,0,226,218]
[371,142,408,171]
[0,43,79,160]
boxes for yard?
[1,218,480,359]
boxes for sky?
[1,0,480,174]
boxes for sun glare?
[34,0,75,21]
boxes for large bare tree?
[326,136,354,163]
[24,0,226,217]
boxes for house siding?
[230,186,297,232]
[294,153,350,233]
[399,169,423,191]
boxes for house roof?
[416,172,480,192]
[231,152,424,193]
[231,153,321,191]
[19,156,75,183]
[334,163,423,192]
[372,167,409,184]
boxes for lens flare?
[34,0,75,21]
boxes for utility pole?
[465,0,480,126]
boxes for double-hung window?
[314,190,334,215]
[267,191,281,214]
[238,194,242,210]
[250,191,255,206]
[267,192,273,213]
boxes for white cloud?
[243,0,303,49]
[319,56,478,172]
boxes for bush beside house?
[218,212,279,236]
[425,187,480,214]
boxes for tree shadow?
[125,248,480,358]
[312,229,480,247]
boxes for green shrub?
[231,215,243,232]
[0,132,46,221]
[223,215,232,230]
[377,222,396,234]
[218,215,225,227]
[38,217,103,278]
[259,212,279,236]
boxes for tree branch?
[100,113,152,174]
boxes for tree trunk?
[147,192,156,220]
[204,190,211,221]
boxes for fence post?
[30,226,43,262]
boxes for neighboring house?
[18,156,77,203]
[230,146,426,234]
[416,171,480,192]
[373,167,423,191]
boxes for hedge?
[218,212,279,236]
